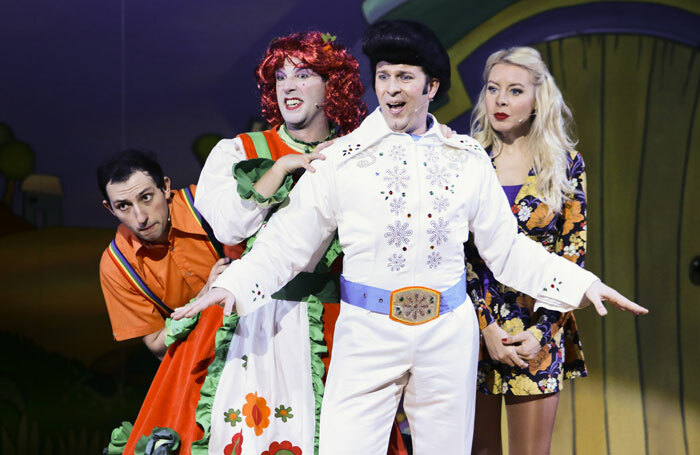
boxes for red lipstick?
[284,97,303,110]
[494,113,509,121]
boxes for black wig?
[362,20,451,101]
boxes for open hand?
[273,150,326,175]
[584,280,648,316]
[196,257,231,298]
[172,287,236,320]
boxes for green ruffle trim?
[278,123,336,154]
[233,158,294,208]
[304,294,327,455]
[104,421,133,455]
[242,223,263,256]
[186,217,337,454]
[163,306,201,347]
[134,427,180,455]
[314,234,342,274]
[190,312,240,455]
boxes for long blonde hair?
[470,47,577,212]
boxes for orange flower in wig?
[242,392,271,436]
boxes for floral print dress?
[465,150,588,396]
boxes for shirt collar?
[354,107,467,151]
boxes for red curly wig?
[255,31,367,135]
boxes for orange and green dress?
[106,127,406,455]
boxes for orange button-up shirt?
[99,185,220,341]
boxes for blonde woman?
[466,47,587,455]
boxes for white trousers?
[318,300,480,454]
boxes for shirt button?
[185,271,191,276]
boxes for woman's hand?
[482,322,529,368]
[172,287,237,319]
[503,331,540,360]
[584,280,649,316]
[196,257,231,298]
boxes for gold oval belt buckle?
[389,286,441,325]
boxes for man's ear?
[163,176,171,195]
[103,200,115,215]
[428,77,440,100]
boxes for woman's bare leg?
[472,392,504,455]
[504,392,560,455]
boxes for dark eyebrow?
[112,188,152,206]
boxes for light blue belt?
[339,271,467,315]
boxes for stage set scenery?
[0,1,697,454]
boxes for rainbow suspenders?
[107,187,224,316]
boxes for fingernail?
[502,338,508,342]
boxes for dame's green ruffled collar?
[278,124,336,153]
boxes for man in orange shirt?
[98,150,230,358]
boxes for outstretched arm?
[176,156,339,319]
[583,280,646,315]
[173,287,235,319]
[469,153,647,316]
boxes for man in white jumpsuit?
[175,20,647,454]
